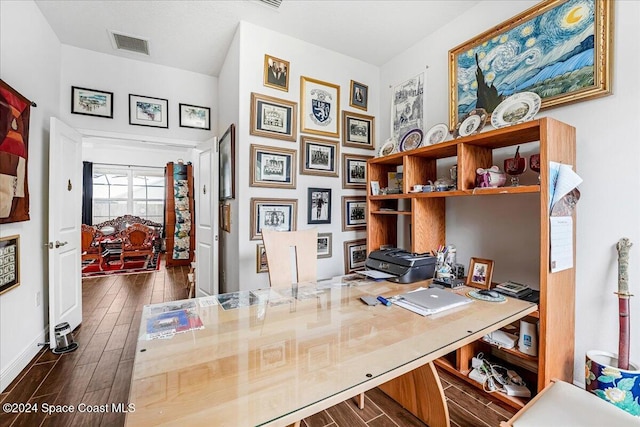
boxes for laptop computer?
[399,287,472,314]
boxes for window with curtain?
[92,165,165,224]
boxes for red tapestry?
[0,79,31,224]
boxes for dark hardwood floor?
[0,262,516,427]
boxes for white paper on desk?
[550,216,573,273]
[357,269,397,280]
[549,162,582,211]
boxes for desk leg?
[378,361,450,427]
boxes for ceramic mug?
[412,184,423,192]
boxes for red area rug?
[82,252,162,278]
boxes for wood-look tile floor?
[0,262,516,427]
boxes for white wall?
[0,0,61,391]
[233,22,380,292]
[381,0,640,384]
[60,45,218,143]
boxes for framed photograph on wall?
[218,124,236,201]
[349,80,368,111]
[71,86,113,118]
[300,136,339,177]
[466,257,495,289]
[220,203,231,233]
[342,196,366,231]
[0,235,20,295]
[342,153,372,189]
[300,76,340,138]
[250,92,297,142]
[263,54,290,92]
[343,238,367,273]
[307,188,331,225]
[256,243,268,273]
[449,0,612,130]
[250,144,296,189]
[250,198,298,240]
[317,232,332,259]
[129,94,169,128]
[179,103,211,130]
[342,110,375,150]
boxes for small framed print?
[129,94,169,128]
[250,198,298,240]
[466,257,495,290]
[300,76,340,138]
[220,203,231,233]
[344,238,367,273]
[256,243,268,273]
[263,54,290,92]
[179,103,211,130]
[342,153,372,189]
[342,111,375,150]
[349,80,368,111]
[342,196,366,231]
[250,144,296,189]
[317,232,332,259]
[370,181,380,196]
[0,235,19,295]
[300,136,339,178]
[250,92,297,142]
[71,86,113,118]
[307,188,331,225]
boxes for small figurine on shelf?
[476,166,506,188]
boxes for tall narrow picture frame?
[349,80,368,111]
[250,144,296,189]
[300,136,339,178]
[129,94,169,128]
[0,235,20,295]
[342,153,372,189]
[71,86,113,118]
[300,76,340,138]
[250,198,298,241]
[317,233,332,259]
[342,111,375,150]
[250,92,297,142]
[307,188,331,225]
[219,124,236,201]
[449,0,612,129]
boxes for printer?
[364,248,437,284]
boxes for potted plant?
[585,238,640,416]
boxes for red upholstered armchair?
[118,223,155,265]
[81,224,102,263]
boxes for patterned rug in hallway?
[82,252,161,277]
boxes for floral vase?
[585,350,640,416]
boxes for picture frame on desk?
[466,257,494,289]
[343,238,367,273]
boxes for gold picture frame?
[263,54,290,92]
[341,196,366,231]
[349,80,368,111]
[250,198,298,241]
[448,0,613,130]
[342,153,372,189]
[343,238,367,273]
[0,234,20,295]
[342,110,375,150]
[300,136,339,178]
[250,144,297,189]
[300,76,340,138]
[250,92,298,142]
[256,244,268,273]
[220,203,231,233]
[466,257,495,290]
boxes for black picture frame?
[307,188,331,225]
[218,124,236,201]
[129,94,169,128]
[179,103,211,130]
[71,86,113,119]
[0,235,20,295]
[349,80,368,111]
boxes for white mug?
[412,184,423,192]
[518,320,538,356]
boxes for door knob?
[55,240,68,248]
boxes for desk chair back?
[262,228,317,287]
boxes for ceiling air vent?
[258,0,283,8]
[109,30,150,55]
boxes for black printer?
[365,248,437,284]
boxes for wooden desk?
[126,281,536,426]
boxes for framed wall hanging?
[342,153,372,189]
[343,238,367,273]
[263,54,290,92]
[250,92,297,142]
[250,144,296,189]
[317,232,332,259]
[449,0,612,129]
[0,235,20,295]
[342,111,375,150]
[300,136,339,177]
[341,196,366,231]
[71,86,113,118]
[307,187,331,225]
[129,94,169,128]
[179,103,211,130]
[300,76,340,138]
[250,198,298,240]
[349,80,368,111]
[218,123,236,200]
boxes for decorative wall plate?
[424,123,450,145]
[378,138,397,157]
[398,128,424,151]
[491,92,541,128]
[453,108,488,138]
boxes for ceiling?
[35,0,481,77]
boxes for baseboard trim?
[0,328,47,392]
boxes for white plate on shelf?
[491,92,541,128]
[453,108,488,139]
[398,129,424,151]
[378,138,397,157]
[424,123,450,145]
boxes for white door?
[194,138,218,296]
[48,118,83,348]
